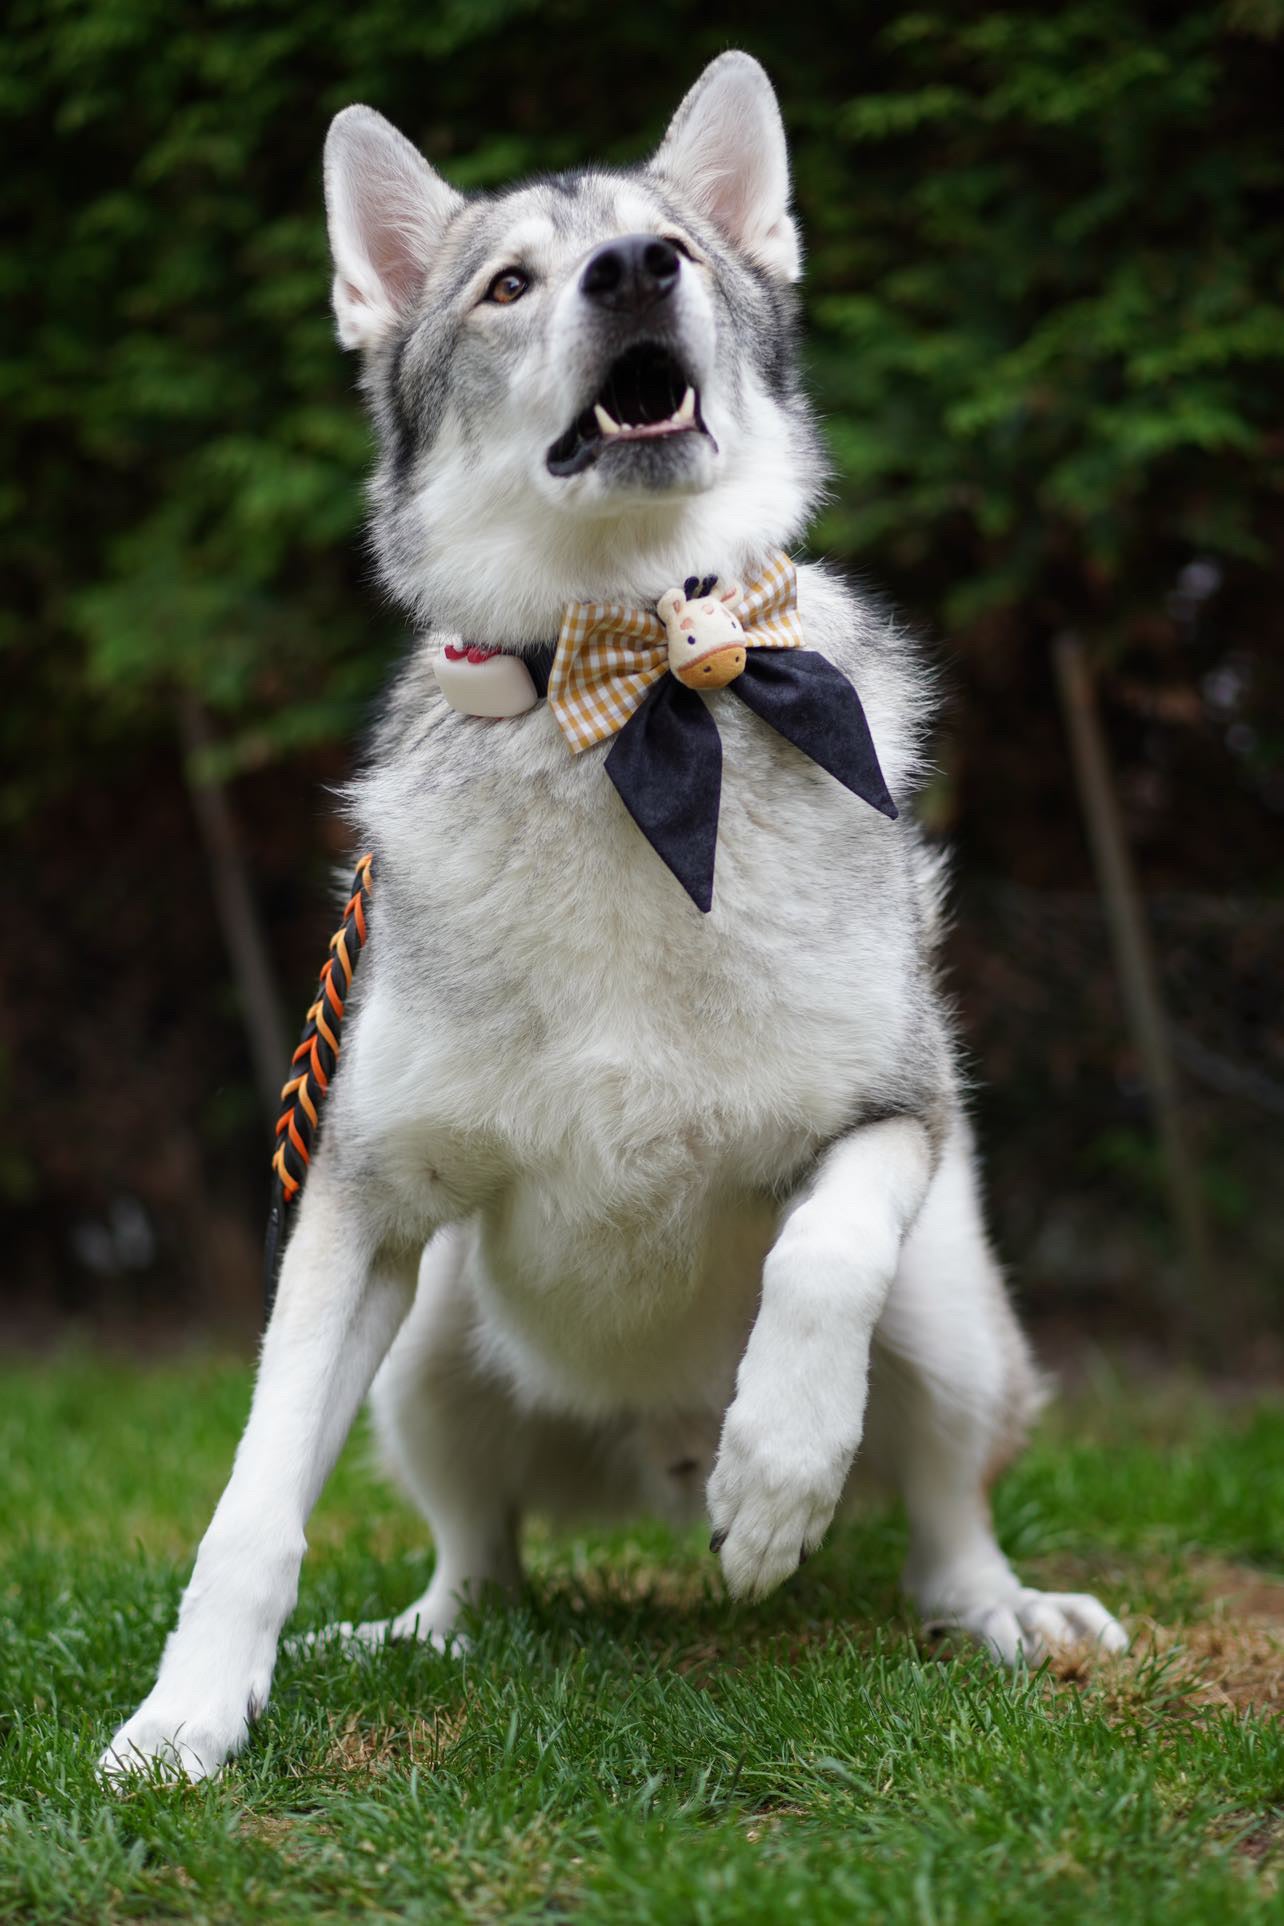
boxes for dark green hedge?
[4,0,1283,811]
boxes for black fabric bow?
[601,650,897,912]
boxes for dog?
[101,51,1126,1781]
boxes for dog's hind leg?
[862,1121,1129,1663]
[320,1227,526,1651]
[326,1228,667,1649]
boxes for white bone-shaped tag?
[435,645,539,718]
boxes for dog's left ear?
[650,52,801,282]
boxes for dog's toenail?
[709,1528,727,1553]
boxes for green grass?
[1,1355,1281,1922]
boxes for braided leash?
[263,852,374,1312]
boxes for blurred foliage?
[804,6,1284,645]
[3,0,1283,1330]
[3,0,1283,817]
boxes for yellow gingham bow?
[548,550,805,753]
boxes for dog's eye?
[485,268,530,305]
[662,235,696,262]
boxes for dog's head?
[325,53,825,643]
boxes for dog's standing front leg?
[708,1117,933,1601]
[99,1165,424,1781]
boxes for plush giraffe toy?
[658,575,747,690]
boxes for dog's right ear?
[324,106,463,352]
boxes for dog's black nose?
[580,235,680,312]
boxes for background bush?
[3,1,1281,1338]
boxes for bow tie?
[547,552,897,912]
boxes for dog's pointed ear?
[324,106,463,352]
[650,52,801,282]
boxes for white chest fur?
[337,568,937,1410]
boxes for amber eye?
[485,268,530,305]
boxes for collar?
[432,557,896,911]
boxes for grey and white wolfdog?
[102,52,1126,1780]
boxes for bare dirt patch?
[1013,1550,1283,1716]
[323,1703,469,1776]
[1136,1558,1284,1717]
[239,1813,318,1857]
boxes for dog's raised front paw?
[706,1409,847,1602]
[98,1688,260,1784]
[928,1586,1129,1666]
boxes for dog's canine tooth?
[594,403,622,437]
[676,386,696,423]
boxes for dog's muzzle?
[546,235,714,479]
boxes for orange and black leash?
[263,852,375,1313]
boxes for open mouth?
[546,342,712,478]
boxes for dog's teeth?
[594,403,621,437]
[676,386,696,423]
